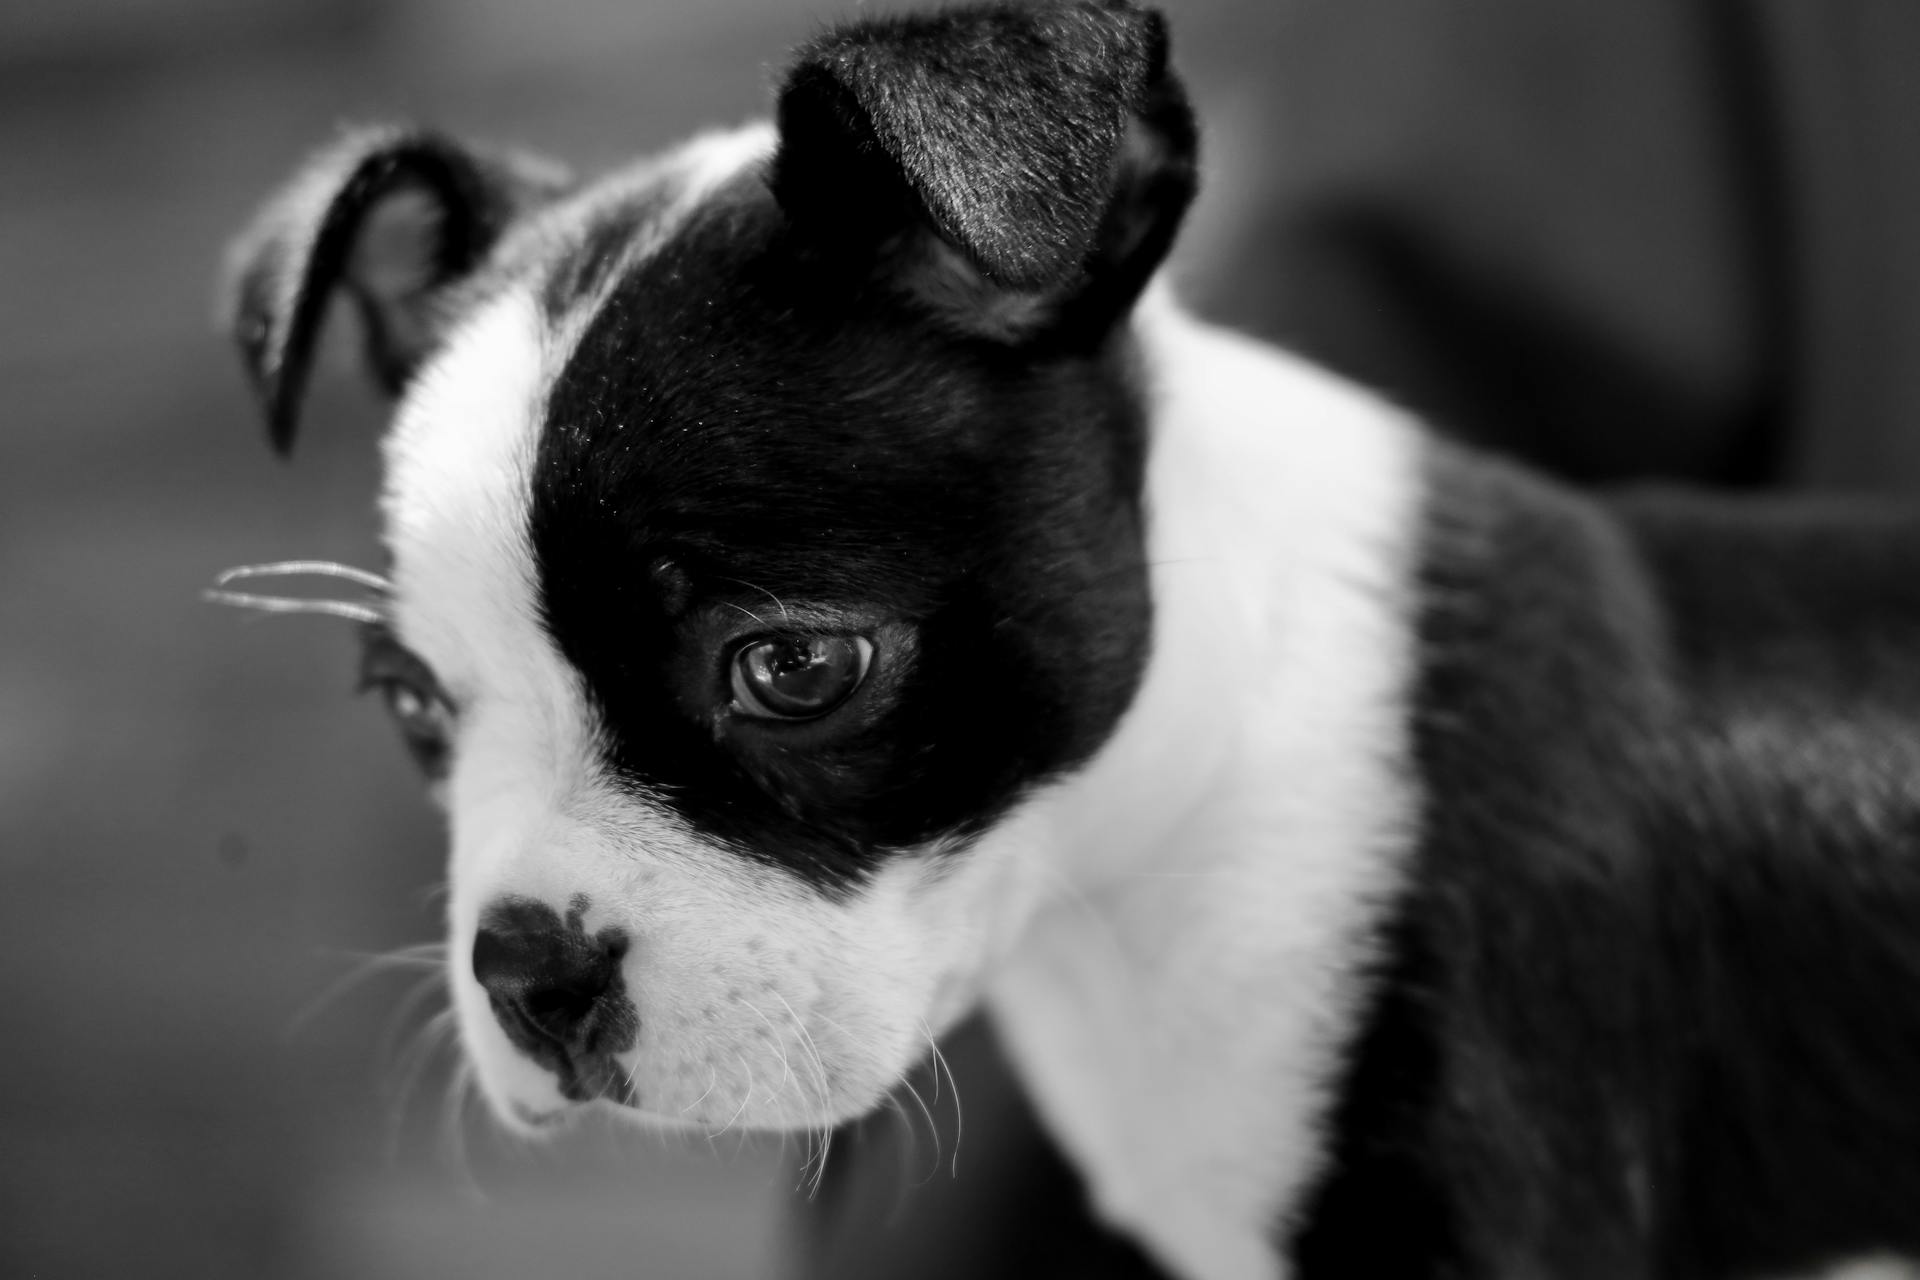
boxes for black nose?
[471,897,638,1101]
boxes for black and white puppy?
[219,3,1920,1277]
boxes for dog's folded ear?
[221,127,569,454]
[772,0,1196,341]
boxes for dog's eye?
[358,626,455,777]
[730,635,873,720]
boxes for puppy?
[217,2,1920,1277]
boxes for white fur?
[495,122,776,355]
[981,294,1426,1280]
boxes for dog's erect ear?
[221,127,569,454]
[772,0,1196,340]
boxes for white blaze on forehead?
[497,121,778,353]
[378,120,778,714]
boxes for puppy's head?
[223,0,1196,1132]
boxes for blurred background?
[7,1,1920,1277]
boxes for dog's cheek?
[606,858,935,1129]
[803,813,1055,1081]
[672,836,1049,1127]
[439,794,945,1130]
[910,808,1057,1032]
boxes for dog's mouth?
[502,1065,663,1134]
[553,1053,641,1108]
[509,1101,570,1130]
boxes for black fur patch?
[225,129,566,454]
[1290,444,1920,1275]
[529,173,1154,894]
[774,1,1170,291]
[773,0,1196,352]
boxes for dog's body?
[978,291,1920,1280]
[220,3,1920,1277]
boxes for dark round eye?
[381,680,451,741]
[358,626,456,777]
[731,635,873,720]
[375,676,455,774]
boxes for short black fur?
[1291,445,1920,1278]
[774,1,1172,291]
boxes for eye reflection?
[730,634,873,720]
[357,624,456,777]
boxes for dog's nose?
[472,916,616,1040]
[471,898,637,1100]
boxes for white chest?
[983,302,1427,1280]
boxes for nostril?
[524,984,603,1038]
[469,925,527,991]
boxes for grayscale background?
[7,1,1918,1276]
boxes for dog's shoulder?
[1295,450,1920,1275]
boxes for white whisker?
[921,1019,964,1179]
[773,991,836,1197]
[442,1056,484,1200]
[216,559,392,591]
[385,1005,457,1163]
[712,1054,756,1144]
[203,589,387,623]
[376,971,457,1069]
[880,1094,918,1226]
[721,601,773,629]
[898,1071,942,1186]
[683,1066,720,1118]
[745,999,797,1104]
[730,579,793,622]
[285,942,448,1040]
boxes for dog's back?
[1298,452,1920,1276]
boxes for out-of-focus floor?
[0,1,1285,1276]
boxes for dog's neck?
[984,295,1428,1280]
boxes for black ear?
[772,0,1197,339]
[221,127,569,454]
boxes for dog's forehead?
[509,124,778,339]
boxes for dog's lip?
[509,1095,641,1131]
[510,1101,570,1129]
[501,1061,643,1131]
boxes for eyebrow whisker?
[203,589,388,624]
[214,560,392,592]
